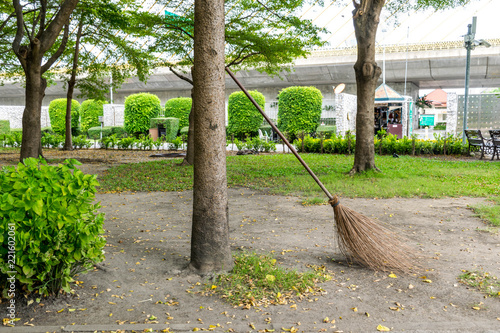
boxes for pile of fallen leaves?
[201,252,332,308]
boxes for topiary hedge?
[277,86,323,137]
[0,158,105,297]
[48,99,81,136]
[150,117,179,142]
[227,90,265,139]
[111,126,127,138]
[80,100,107,133]
[0,120,10,138]
[88,126,112,140]
[315,125,336,138]
[124,93,162,136]
[164,97,192,129]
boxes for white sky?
[302,0,499,48]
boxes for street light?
[462,16,490,143]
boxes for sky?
[299,0,498,48]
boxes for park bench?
[489,130,500,160]
[464,129,492,160]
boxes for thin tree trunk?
[349,0,384,175]
[63,22,83,150]
[189,0,233,274]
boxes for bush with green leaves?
[124,93,162,136]
[277,86,322,137]
[48,99,81,136]
[227,91,265,139]
[150,118,179,142]
[164,97,192,129]
[100,134,119,149]
[80,100,107,133]
[0,120,10,138]
[72,135,92,149]
[0,158,105,297]
[2,132,22,148]
[41,132,64,149]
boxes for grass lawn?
[99,154,500,226]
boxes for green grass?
[0,147,20,153]
[471,196,500,227]
[100,154,500,200]
[458,270,500,297]
[205,252,330,307]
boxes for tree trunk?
[181,87,195,166]
[63,22,83,151]
[20,66,45,160]
[349,0,384,175]
[189,0,233,274]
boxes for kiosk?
[374,84,406,138]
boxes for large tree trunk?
[181,88,195,166]
[189,0,233,274]
[349,0,384,174]
[20,65,45,160]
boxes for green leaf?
[33,199,44,216]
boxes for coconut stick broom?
[226,68,416,272]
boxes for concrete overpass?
[0,38,499,105]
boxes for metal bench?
[489,130,500,161]
[464,130,492,160]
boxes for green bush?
[0,158,105,297]
[150,117,179,142]
[0,120,10,137]
[124,93,162,136]
[111,126,127,138]
[180,126,189,135]
[277,86,322,137]
[315,125,336,138]
[41,127,54,135]
[88,126,112,140]
[48,99,81,136]
[80,100,107,133]
[164,97,192,129]
[227,91,265,139]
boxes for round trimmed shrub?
[0,158,105,297]
[164,97,192,129]
[48,99,81,136]
[80,99,107,133]
[124,93,162,136]
[227,90,264,139]
[277,86,323,136]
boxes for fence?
[457,93,500,136]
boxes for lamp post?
[462,17,491,143]
[462,17,476,144]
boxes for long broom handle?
[225,67,334,201]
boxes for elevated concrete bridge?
[0,39,499,106]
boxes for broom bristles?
[330,197,417,272]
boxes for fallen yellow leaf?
[423,279,432,283]
[377,324,391,331]
[388,273,397,278]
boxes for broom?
[226,68,416,272]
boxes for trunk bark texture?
[21,62,45,160]
[189,0,233,274]
[350,0,384,174]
